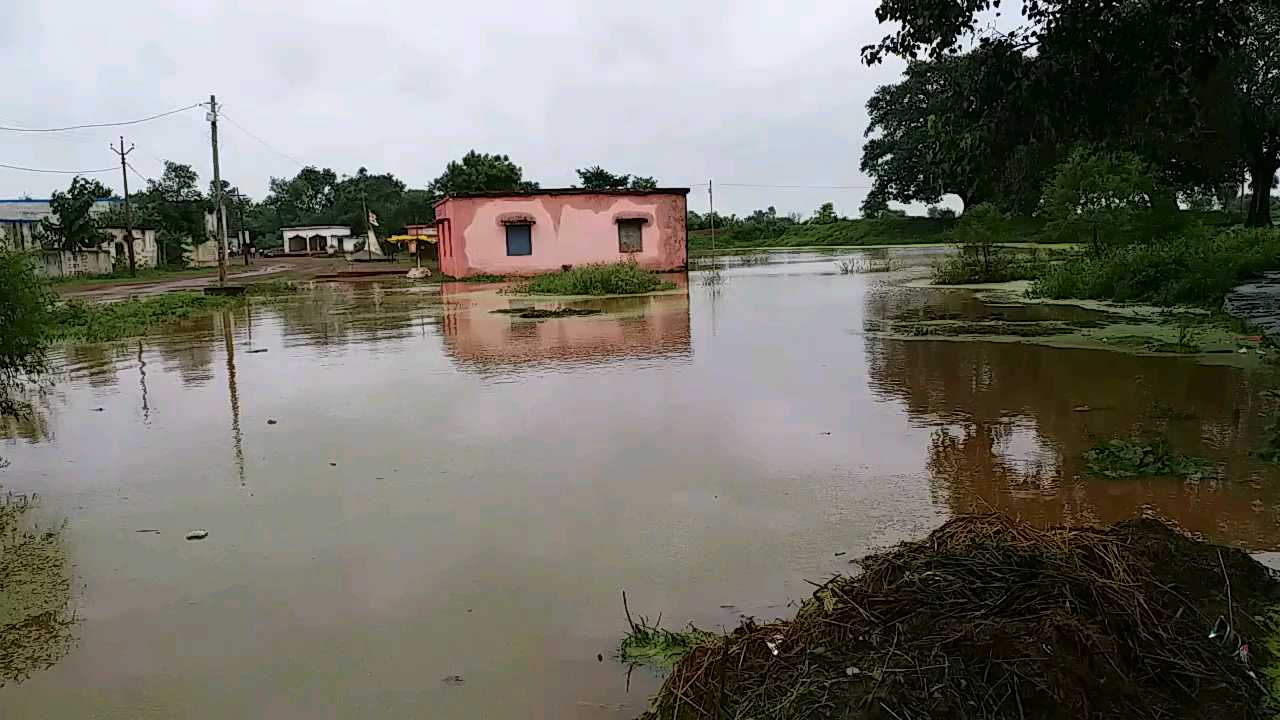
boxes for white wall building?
[0,198,117,251]
[102,227,158,268]
[281,225,353,254]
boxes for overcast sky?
[0,0,910,216]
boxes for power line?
[715,182,874,190]
[125,161,151,185]
[0,103,204,133]
[217,111,307,168]
[0,162,116,174]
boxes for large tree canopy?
[861,44,1051,214]
[861,0,1274,223]
[428,151,537,196]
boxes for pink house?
[433,188,689,278]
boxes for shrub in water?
[518,262,675,296]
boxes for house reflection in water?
[439,279,691,373]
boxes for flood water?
[3,250,1279,718]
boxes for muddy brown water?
[2,250,1278,718]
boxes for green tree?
[429,151,537,196]
[811,202,839,224]
[862,1,1253,211]
[133,161,206,266]
[862,46,1053,214]
[39,177,112,252]
[1040,148,1161,255]
[1234,4,1280,226]
[574,166,659,190]
[264,166,339,221]
[0,252,55,416]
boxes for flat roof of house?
[280,225,353,232]
[439,187,690,201]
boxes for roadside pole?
[709,179,716,260]
[208,94,228,286]
[112,136,137,277]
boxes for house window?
[505,224,532,256]
[617,219,644,253]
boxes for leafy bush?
[0,252,56,414]
[932,204,1047,284]
[517,262,676,296]
[1084,438,1209,479]
[1040,147,1172,255]
[1032,226,1280,306]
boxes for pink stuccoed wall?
[434,192,687,278]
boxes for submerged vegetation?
[1083,438,1210,479]
[1,489,76,687]
[50,282,304,343]
[932,204,1048,285]
[641,514,1279,720]
[515,262,675,296]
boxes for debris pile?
[643,515,1279,719]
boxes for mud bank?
[640,514,1279,720]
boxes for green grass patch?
[50,293,243,343]
[445,273,509,283]
[1032,227,1280,307]
[689,216,957,251]
[1084,438,1210,480]
[242,279,302,296]
[515,262,675,296]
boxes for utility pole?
[708,179,716,258]
[230,189,250,266]
[207,94,229,285]
[111,136,137,276]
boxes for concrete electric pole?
[111,136,137,277]
[207,94,229,285]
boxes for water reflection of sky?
[3,251,1279,719]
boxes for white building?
[0,198,117,251]
[102,227,158,268]
[190,208,247,267]
[281,225,353,254]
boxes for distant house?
[0,198,162,275]
[190,209,247,267]
[101,227,158,268]
[433,188,689,278]
[281,225,353,254]
[0,197,117,252]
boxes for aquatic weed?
[1084,437,1210,479]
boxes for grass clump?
[620,620,716,670]
[446,273,508,283]
[932,249,1046,284]
[517,262,675,296]
[1083,437,1210,479]
[1032,226,1280,306]
[243,279,302,296]
[50,293,242,343]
